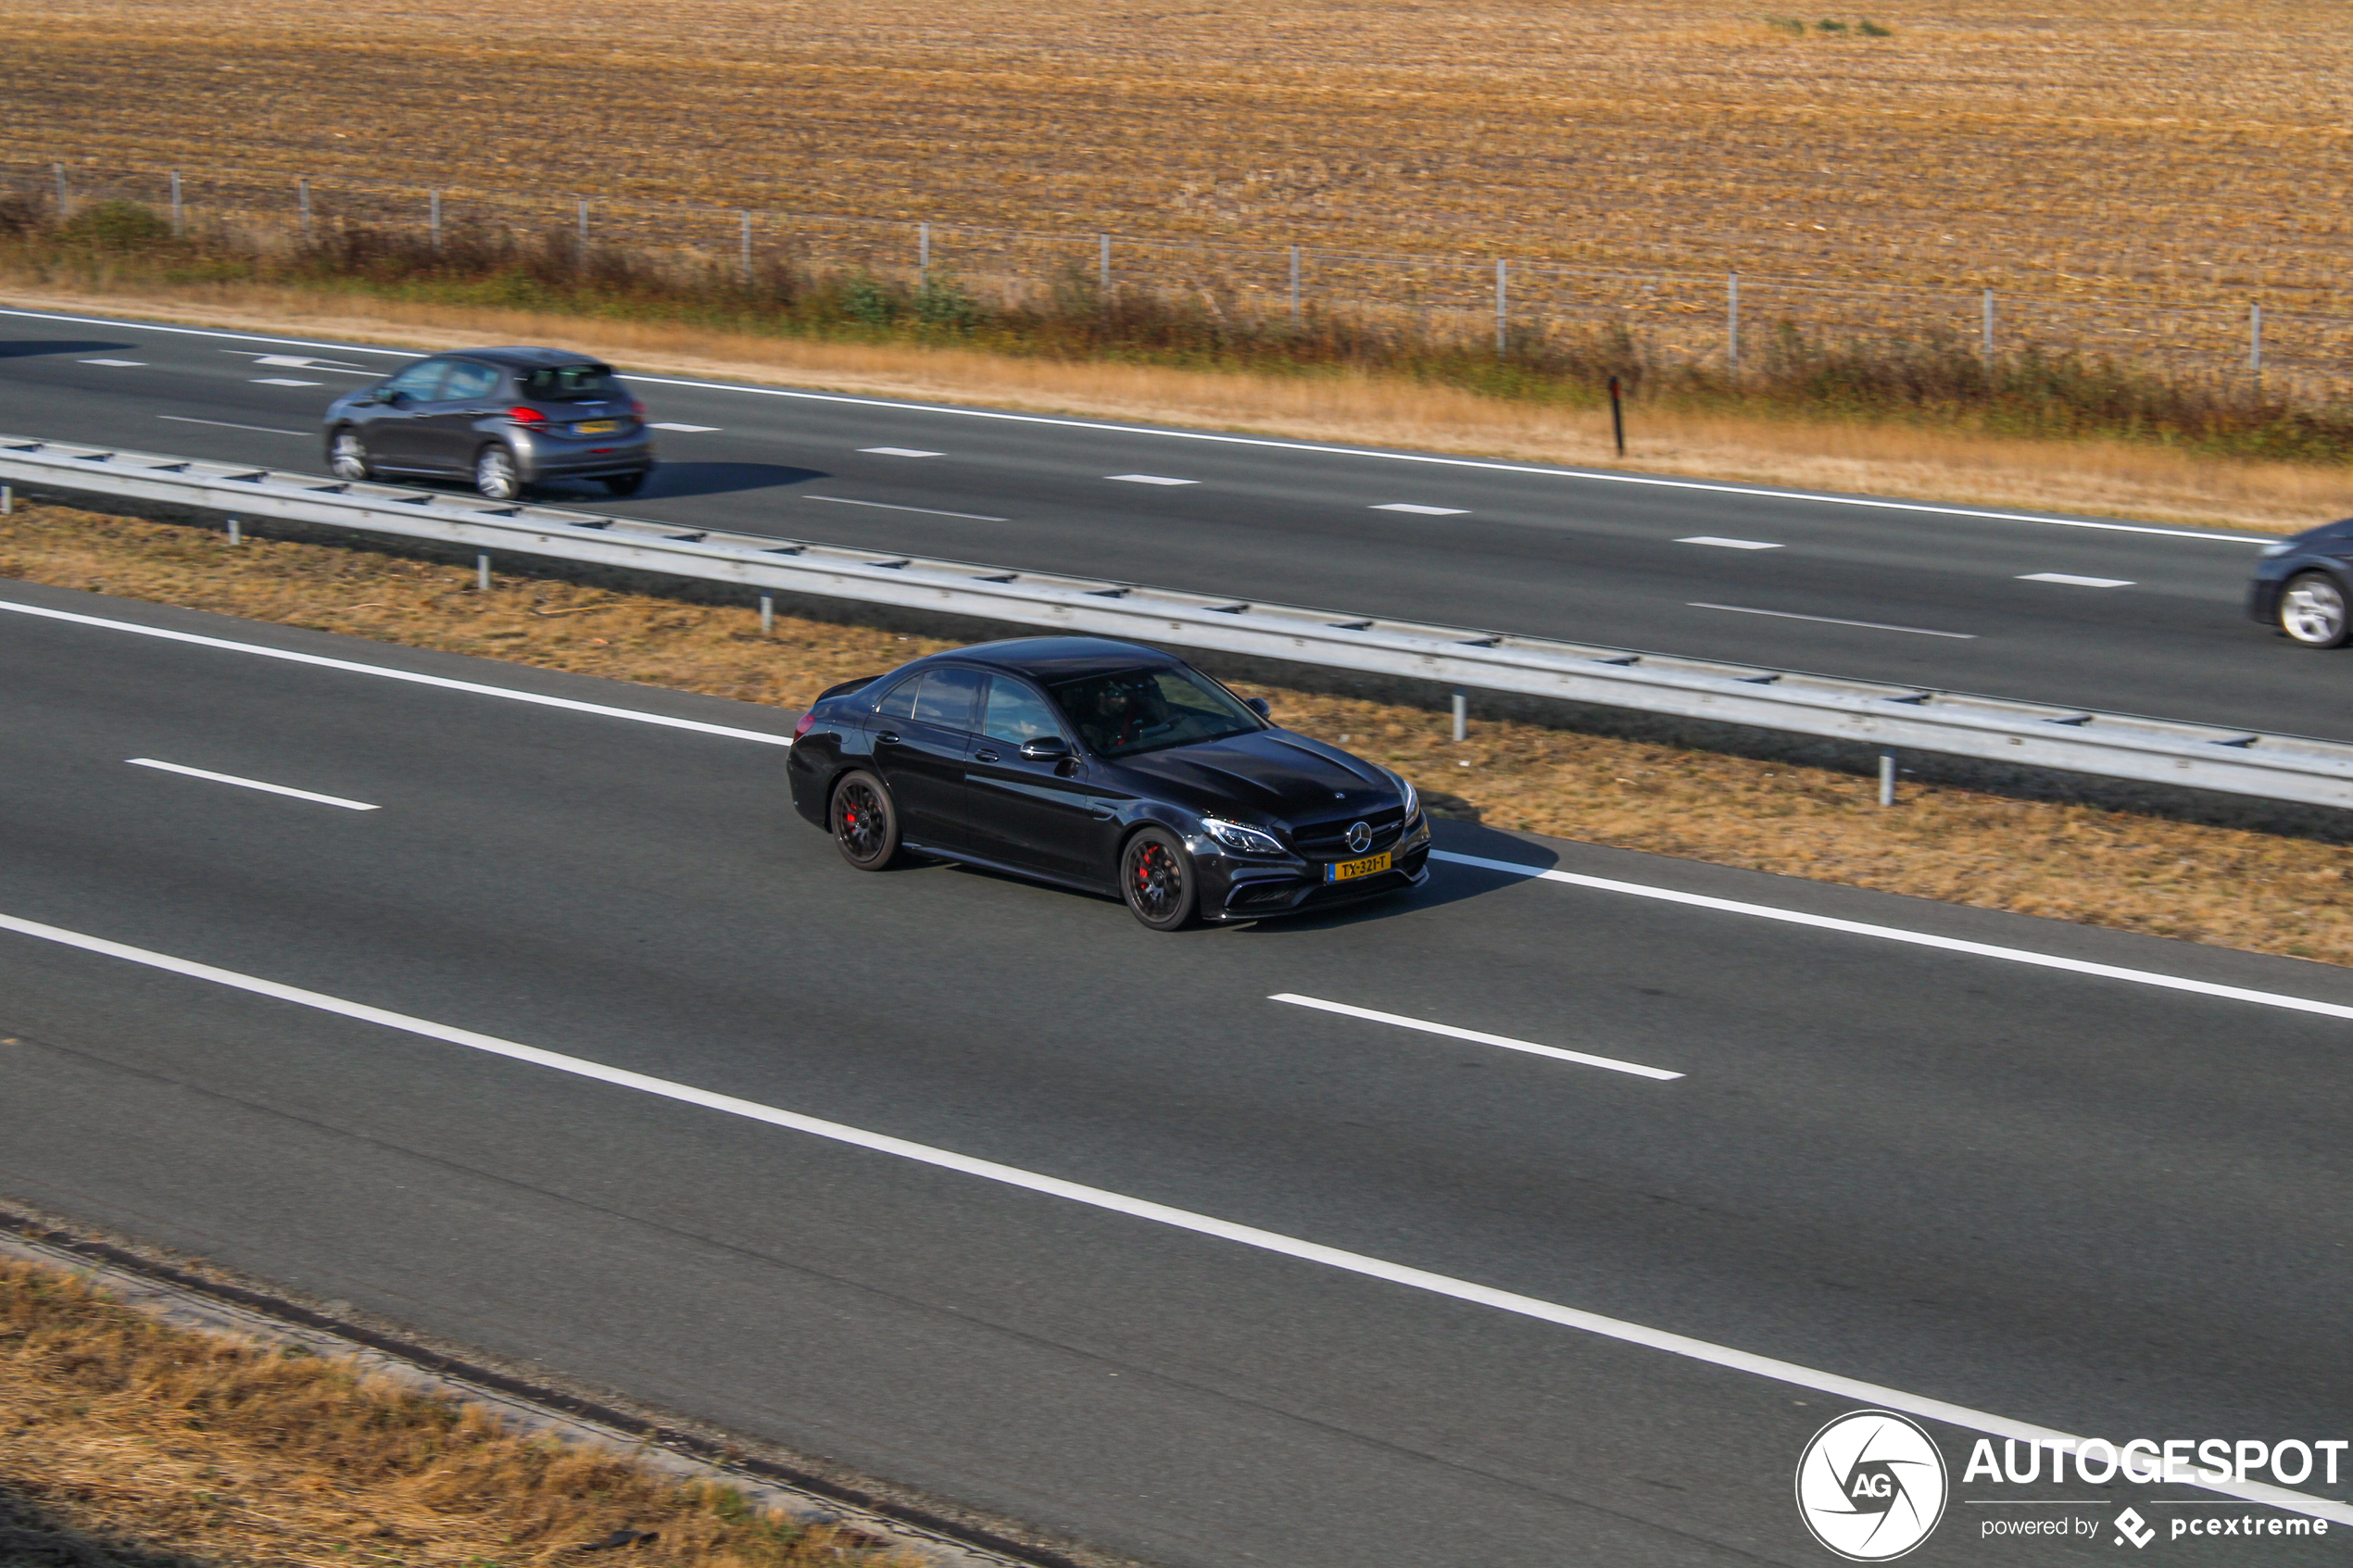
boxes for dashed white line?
[79,358,145,367]
[2020,572,2135,589]
[862,446,944,458]
[1679,536,1782,550]
[1373,503,1468,516]
[0,908,2338,1526]
[252,377,321,387]
[125,758,379,811]
[648,422,719,433]
[1107,474,1197,485]
[1687,602,1977,639]
[158,416,308,437]
[803,495,1009,522]
[1270,994,1681,1080]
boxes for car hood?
[1107,728,1396,823]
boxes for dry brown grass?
[8,497,2353,967]
[4,0,2349,307]
[0,1258,916,1567]
[6,280,2344,535]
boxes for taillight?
[506,406,547,426]
[793,711,817,740]
[629,398,648,419]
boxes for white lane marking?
[0,599,794,746]
[240,353,375,375]
[125,758,379,811]
[1679,536,1782,550]
[2020,572,2135,588]
[1431,849,2353,1022]
[803,495,1009,522]
[0,909,2339,1528]
[1373,503,1468,516]
[648,422,718,433]
[1,306,2271,545]
[1270,994,1681,1080]
[862,446,943,458]
[158,416,308,437]
[1688,602,1978,639]
[251,377,321,387]
[1107,473,1197,485]
[79,358,145,367]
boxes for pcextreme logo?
[1796,1411,1951,1562]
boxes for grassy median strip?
[7,498,2353,967]
[0,1257,916,1567]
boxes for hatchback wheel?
[2280,571,2351,647]
[830,771,900,871]
[1121,826,1198,931]
[328,430,372,482]
[474,445,525,501]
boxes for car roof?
[438,345,610,370]
[925,637,1181,681]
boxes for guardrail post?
[760,593,774,635]
[226,516,242,546]
[1,483,12,516]
[1452,689,1468,743]
[477,552,491,592]
[1879,749,1896,807]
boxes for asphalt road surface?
[2,579,2347,1565]
[5,306,2346,746]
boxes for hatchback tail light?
[793,711,817,740]
[629,398,648,419]
[506,406,548,426]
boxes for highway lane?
[7,307,2346,747]
[2,581,2349,1564]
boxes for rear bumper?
[510,425,658,481]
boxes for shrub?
[58,199,173,251]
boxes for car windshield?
[518,363,626,403]
[1049,666,1264,758]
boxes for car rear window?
[518,363,625,402]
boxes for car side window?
[380,359,450,399]
[440,361,498,401]
[911,668,984,732]
[875,675,920,721]
[980,677,1062,746]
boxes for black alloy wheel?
[830,771,900,870]
[1120,826,1198,931]
[2279,571,2352,647]
[328,430,373,482]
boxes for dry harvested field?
[9,497,2353,968]
[4,0,2350,308]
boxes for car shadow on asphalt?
[0,338,139,358]
[631,460,827,499]
[1237,821,1561,935]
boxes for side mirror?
[383,389,411,408]
[1244,696,1272,718]
[1018,735,1071,761]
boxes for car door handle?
[875,732,901,746]
[972,748,1000,763]
[1088,803,1116,819]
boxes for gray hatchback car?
[321,345,658,500]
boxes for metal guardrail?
[6,433,2347,809]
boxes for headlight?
[1389,770,1419,821]
[2261,542,2294,557]
[1202,817,1286,856]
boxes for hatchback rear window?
[518,363,625,402]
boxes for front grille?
[1291,805,1405,859]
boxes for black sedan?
[2248,518,2353,646]
[786,637,1431,929]
[322,345,657,500]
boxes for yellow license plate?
[1325,850,1392,883]
[575,419,620,434]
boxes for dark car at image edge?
[786,637,1431,929]
[2246,516,2353,647]
[321,345,657,501]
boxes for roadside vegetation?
[7,498,2353,968]
[0,1256,917,1567]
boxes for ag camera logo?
[1795,1411,1949,1561]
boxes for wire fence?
[10,154,2350,402]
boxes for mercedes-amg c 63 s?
[786,637,1431,929]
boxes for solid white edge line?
[0,906,2339,1525]
[1270,993,1681,1080]
[803,495,1010,522]
[2,305,2269,543]
[1677,536,1783,550]
[1429,849,2353,1022]
[0,599,794,746]
[157,416,309,437]
[1687,602,1978,639]
[125,758,380,810]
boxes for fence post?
[53,163,66,220]
[2250,302,2264,375]
[1727,272,1741,382]
[1609,374,1626,456]
[429,189,441,250]
[739,210,751,284]
[1290,245,1302,327]
[918,221,930,285]
[576,198,588,267]
[1494,259,1509,356]
[1982,288,1994,367]
[298,178,310,239]
[1099,233,1112,295]
[170,169,182,236]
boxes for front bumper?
[1193,814,1434,922]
